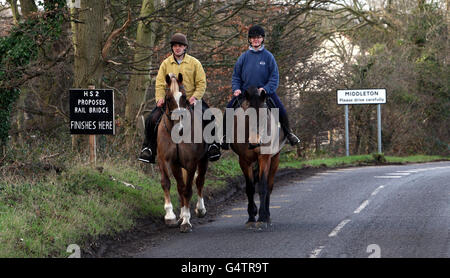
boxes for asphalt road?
[131,161,450,258]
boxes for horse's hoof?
[180,223,192,233]
[165,218,178,227]
[195,208,207,218]
[255,221,268,230]
[245,221,256,229]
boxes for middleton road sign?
[337,89,386,105]
[336,88,387,156]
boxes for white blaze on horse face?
[168,73,181,109]
[173,91,185,130]
[173,91,183,110]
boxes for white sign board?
[337,89,386,105]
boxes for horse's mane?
[167,73,180,97]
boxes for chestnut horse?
[157,73,208,233]
[228,87,287,230]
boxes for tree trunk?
[124,0,159,151]
[7,0,20,25]
[446,0,449,66]
[19,0,37,17]
[70,0,105,151]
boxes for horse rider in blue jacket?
[221,25,300,149]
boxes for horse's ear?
[178,73,183,84]
[165,74,171,85]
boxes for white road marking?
[354,200,370,214]
[328,219,351,237]
[309,246,325,258]
[232,207,246,211]
[276,199,292,203]
[387,172,410,176]
[396,170,418,173]
[255,199,291,204]
[371,185,385,196]
[374,176,403,179]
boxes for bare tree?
[124,0,160,151]
[70,0,106,150]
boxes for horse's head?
[243,87,267,110]
[238,87,270,149]
[165,73,188,114]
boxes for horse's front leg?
[239,158,257,228]
[159,161,177,227]
[172,165,194,233]
[194,156,208,218]
[256,155,271,229]
[267,152,280,221]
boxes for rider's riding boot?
[138,129,157,164]
[279,113,300,146]
[201,101,222,161]
[138,107,162,164]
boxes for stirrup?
[138,147,154,163]
[207,144,221,161]
[287,133,300,146]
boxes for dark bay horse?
[157,73,208,233]
[229,87,287,230]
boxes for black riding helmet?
[170,33,188,47]
[170,33,189,55]
[248,25,265,45]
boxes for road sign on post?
[336,89,386,156]
[70,88,115,165]
[69,88,115,135]
[337,89,386,105]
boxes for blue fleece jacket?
[231,46,279,95]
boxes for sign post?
[336,89,386,156]
[345,105,349,157]
[87,85,96,165]
[69,87,115,166]
[377,104,382,154]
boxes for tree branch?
[102,9,132,65]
